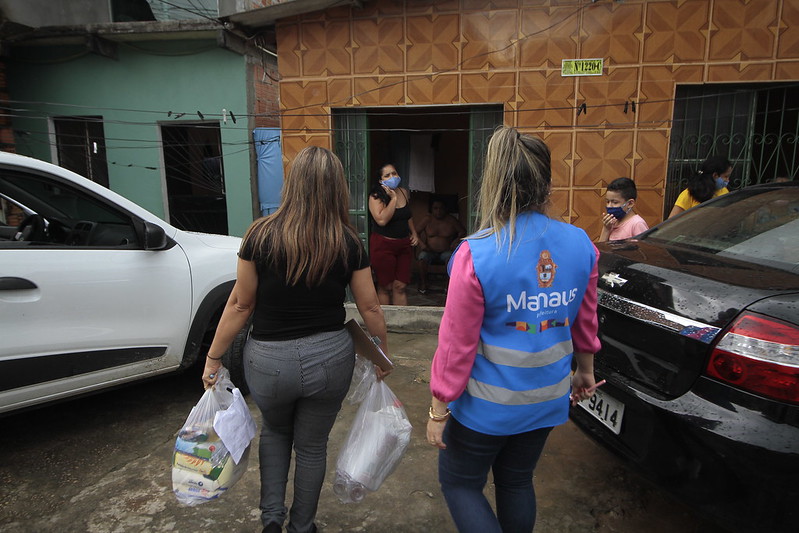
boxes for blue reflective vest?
[449,211,596,435]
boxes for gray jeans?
[244,328,355,533]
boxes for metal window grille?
[666,82,799,218]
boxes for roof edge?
[220,0,366,30]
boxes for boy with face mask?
[598,177,649,242]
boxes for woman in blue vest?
[426,126,600,532]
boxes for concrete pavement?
[0,305,726,533]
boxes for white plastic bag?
[345,354,377,405]
[172,367,255,506]
[214,387,257,463]
[334,380,412,503]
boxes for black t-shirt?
[371,188,412,239]
[371,201,411,239]
[239,232,369,341]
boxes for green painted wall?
[7,40,254,236]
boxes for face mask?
[606,205,628,220]
[382,176,401,190]
[715,177,728,190]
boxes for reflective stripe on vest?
[466,373,571,406]
[478,339,573,368]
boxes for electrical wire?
[9,93,796,142]
[3,1,797,169]
[14,102,796,174]
[5,96,796,138]
[276,2,594,113]
[5,79,798,125]
[148,0,221,24]
[12,107,794,170]
[6,0,794,123]
[2,0,601,117]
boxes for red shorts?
[370,233,413,287]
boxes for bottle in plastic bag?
[334,380,412,504]
[332,472,366,503]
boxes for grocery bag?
[172,367,256,506]
[334,379,412,503]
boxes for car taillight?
[706,312,799,404]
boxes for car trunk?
[595,240,796,399]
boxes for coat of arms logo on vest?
[536,250,557,288]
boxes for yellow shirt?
[674,187,729,211]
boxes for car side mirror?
[142,221,169,250]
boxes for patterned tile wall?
[276,0,799,239]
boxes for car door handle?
[0,277,38,290]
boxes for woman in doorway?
[668,155,732,219]
[368,163,419,305]
[426,126,600,533]
[201,146,390,533]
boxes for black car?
[570,182,799,533]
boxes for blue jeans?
[245,329,355,533]
[439,417,553,533]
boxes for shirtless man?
[416,199,466,293]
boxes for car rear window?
[645,187,799,272]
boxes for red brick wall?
[253,54,280,128]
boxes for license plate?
[578,388,625,435]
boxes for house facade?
[232,0,799,239]
[4,0,798,240]
[2,0,280,237]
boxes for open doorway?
[369,107,471,305]
[160,122,228,235]
[334,105,502,305]
[368,107,471,233]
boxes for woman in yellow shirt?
[668,156,732,219]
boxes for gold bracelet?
[428,406,451,421]
[206,354,222,361]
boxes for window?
[0,171,137,247]
[53,116,109,187]
[666,83,799,217]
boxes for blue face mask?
[715,177,728,190]
[606,205,628,220]
[382,176,401,190]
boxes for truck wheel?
[223,321,251,395]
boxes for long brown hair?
[476,126,551,247]
[241,146,359,286]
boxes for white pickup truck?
[0,151,247,414]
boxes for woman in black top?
[202,146,389,533]
[368,163,419,306]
